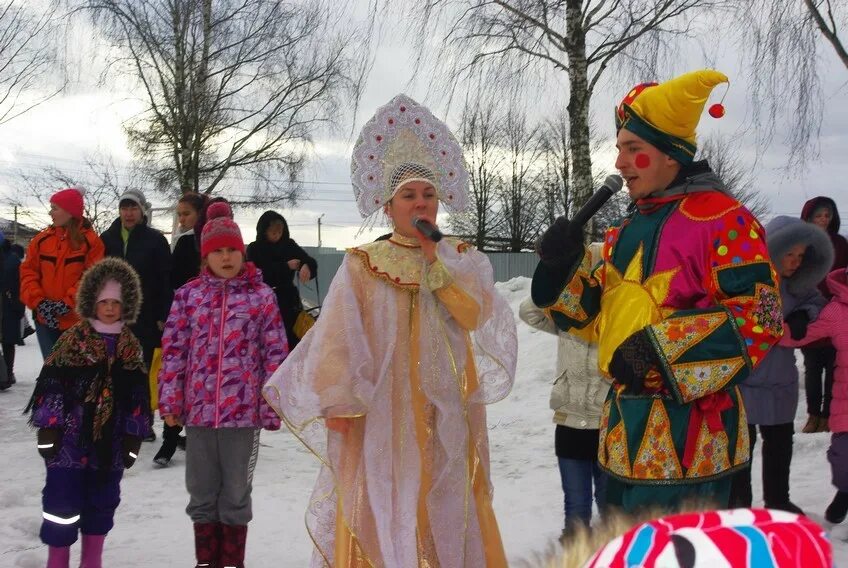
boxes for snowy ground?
[1,277,846,566]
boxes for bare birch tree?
[733,0,846,168]
[449,95,504,249]
[76,0,366,200]
[495,106,545,252]
[538,108,572,228]
[396,0,724,212]
[0,1,62,125]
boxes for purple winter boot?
[79,534,105,568]
[46,546,70,568]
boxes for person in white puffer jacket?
[520,243,610,539]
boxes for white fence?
[297,247,539,307]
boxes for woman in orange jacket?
[20,186,105,358]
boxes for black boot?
[826,491,848,524]
[153,423,182,466]
[761,423,802,513]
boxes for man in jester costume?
[532,69,783,511]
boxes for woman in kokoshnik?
[263,94,518,568]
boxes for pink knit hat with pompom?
[200,201,244,258]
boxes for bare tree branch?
[0,1,63,125]
[732,0,846,170]
[390,0,723,217]
[3,153,141,232]
[71,0,368,202]
[698,134,770,220]
[448,90,505,250]
[803,0,848,68]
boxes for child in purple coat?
[158,201,287,568]
[27,257,151,568]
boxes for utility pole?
[13,205,18,243]
[317,214,325,248]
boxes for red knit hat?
[200,201,245,258]
[50,186,85,219]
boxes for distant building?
[0,218,41,247]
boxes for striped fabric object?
[584,508,831,568]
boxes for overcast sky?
[0,5,845,249]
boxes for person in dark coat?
[0,238,24,389]
[170,192,207,290]
[100,189,172,366]
[730,216,834,513]
[799,196,848,433]
[246,210,316,349]
[100,190,171,443]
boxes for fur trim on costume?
[75,257,142,325]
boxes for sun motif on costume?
[597,244,679,376]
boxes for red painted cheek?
[634,153,651,169]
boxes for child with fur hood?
[780,262,848,523]
[729,216,833,514]
[26,257,152,568]
[158,201,287,568]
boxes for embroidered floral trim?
[544,250,598,323]
[651,312,727,364]
[632,400,683,480]
[685,421,731,479]
[734,392,750,466]
[670,357,746,403]
[750,283,783,337]
[598,399,612,465]
[347,243,422,290]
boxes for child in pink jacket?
[781,265,848,523]
[158,201,287,568]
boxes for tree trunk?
[565,3,593,236]
[803,0,848,70]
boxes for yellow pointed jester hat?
[615,69,729,164]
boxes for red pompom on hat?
[205,200,233,220]
[200,200,244,258]
[50,185,85,219]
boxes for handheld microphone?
[412,216,443,242]
[570,174,624,228]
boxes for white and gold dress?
[263,232,517,567]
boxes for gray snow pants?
[185,427,260,525]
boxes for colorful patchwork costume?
[532,70,783,510]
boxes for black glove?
[122,436,142,469]
[37,428,62,460]
[785,310,811,341]
[537,217,585,272]
[609,330,662,395]
[37,300,70,330]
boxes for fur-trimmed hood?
[801,196,841,234]
[75,257,142,325]
[765,216,834,295]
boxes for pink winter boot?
[79,534,106,568]
[46,546,70,568]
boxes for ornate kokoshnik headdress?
[351,94,469,219]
